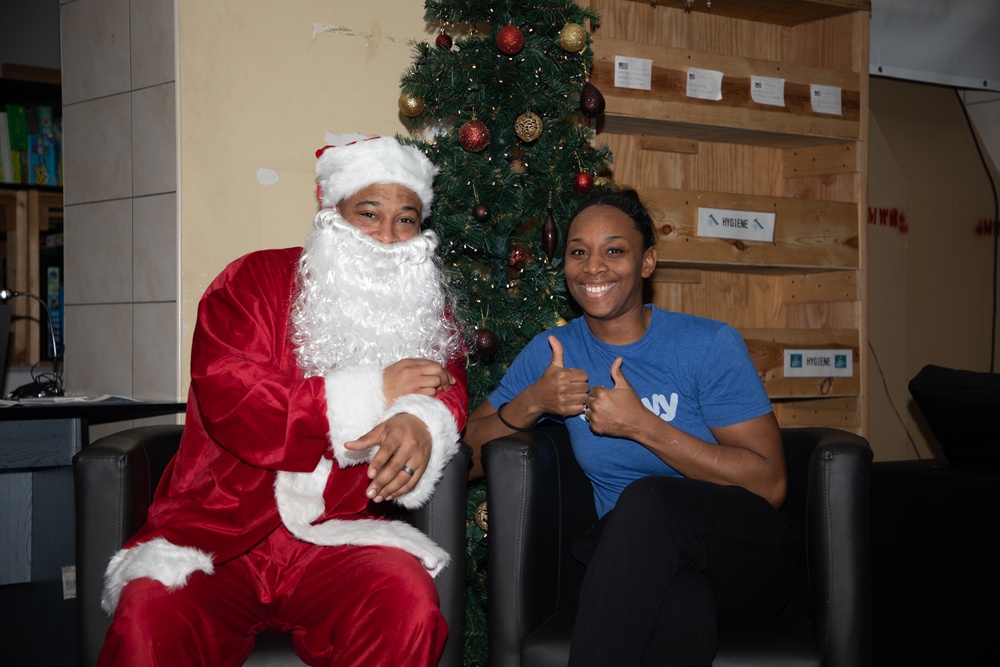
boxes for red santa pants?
[97,525,447,667]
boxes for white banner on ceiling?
[870,0,1000,92]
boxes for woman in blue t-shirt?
[464,188,800,666]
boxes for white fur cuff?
[323,365,386,466]
[385,394,461,510]
[101,538,214,615]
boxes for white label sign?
[784,349,854,378]
[810,84,843,115]
[614,55,653,90]
[696,207,775,243]
[750,75,785,107]
[685,67,723,101]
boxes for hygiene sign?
[696,207,775,243]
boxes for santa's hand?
[383,358,454,407]
[344,413,431,503]
[586,357,643,438]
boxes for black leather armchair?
[73,424,469,667]
[483,423,872,667]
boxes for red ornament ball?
[574,171,595,194]
[459,119,491,153]
[472,327,501,360]
[472,202,491,222]
[435,30,453,50]
[509,243,529,270]
[497,25,525,55]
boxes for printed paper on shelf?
[696,206,775,243]
[685,67,723,101]
[751,76,785,107]
[810,84,843,115]
[614,55,652,90]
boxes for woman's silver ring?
[401,464,415,476]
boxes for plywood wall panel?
[587,0,868,432]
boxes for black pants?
[568,476,800,667]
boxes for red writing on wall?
[974,218,998,237]
[867,207,908,234]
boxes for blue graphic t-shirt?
[488,306,772,517]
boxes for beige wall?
[177,0,431,383]
[867,77,1000,461]
[60,0,179,441]
[59,0,430,426]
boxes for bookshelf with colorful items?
[0,64,62,187]
[1,65,63,366]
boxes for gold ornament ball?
[559,23,587,52]
[515,111,543,143]
[474,501,489,533]
[397,93,425,118]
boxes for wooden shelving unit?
[0,186,63,366]
[1,65,63,367]
[584,0,870,432]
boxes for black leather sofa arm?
[483,422,596,667]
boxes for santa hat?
[315,136,438,219]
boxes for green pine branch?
[400,1,610,412]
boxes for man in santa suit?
[96,136,468,667]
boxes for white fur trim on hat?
[316,136,438,219]
[101,538,214,614]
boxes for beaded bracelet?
[496,401,535,432]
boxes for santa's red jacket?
[100,248,468,614]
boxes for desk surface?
[0,399,186,424]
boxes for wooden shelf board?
[772,397,860,428]
[617,0,870,27]
[599,114,853,148]
[742,326,861,399]
[590,35,861,146]
[655,259,859,274]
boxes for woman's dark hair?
[568,187,657,250]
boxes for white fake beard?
[290,209,460,376]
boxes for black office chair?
[483,423,872,667]
[73,424,469,667]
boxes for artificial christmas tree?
[398,1,612,663]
